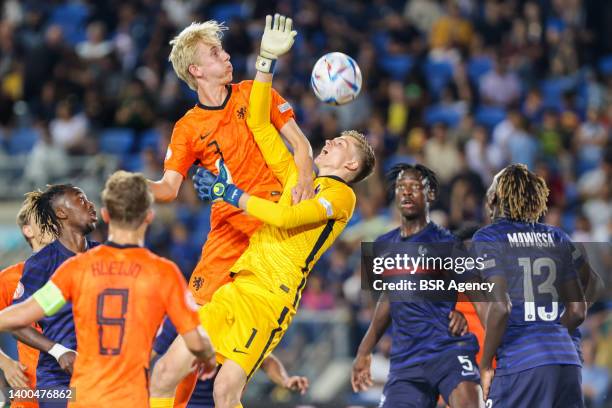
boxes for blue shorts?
[186,377,215,408]
[380,350,480,408]
[487,364,583,408]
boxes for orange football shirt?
[0,262,39,408]
[164,80,295,304]
[49,244,200,408]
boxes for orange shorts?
[188,213,263,305]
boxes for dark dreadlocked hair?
[31,184,76,238]
[495,164,549,223]
[385,163,439,202]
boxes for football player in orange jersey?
[0,192,54,408]
[0,171,216,408]
[146,15,314,407]
[147,18,314,305]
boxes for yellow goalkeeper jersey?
[230,81,356,309]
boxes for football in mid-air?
[311,52,362,105]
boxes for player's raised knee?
[150,356,182,396]
[212,380,242,408]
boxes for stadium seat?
[424,105,462,127]
[475,106,506,128]
[120,154,143,172]
[598,54,612,75]
[371,32,390,54]
[99,128,135,155]
[540,77,575,110]
[383,154,415,175]
[467,56,493,84]
[48,3,89,46]
[139,128,161,151]
[210,4,247,24]
[7,127,39,155]
[380,55,414,80]
[423,60,454,100]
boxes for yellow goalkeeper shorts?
[198,272,295,379]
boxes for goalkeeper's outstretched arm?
[252,14,314,199]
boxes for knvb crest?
[236,106,247,120]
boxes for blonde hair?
[169,21,227,90]
[342,130,376,183]
[496,164,549,223]
[17,191,42,228]
[17,191,44,247]
[102,171,153,228]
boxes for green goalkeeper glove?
[256,13,297,73]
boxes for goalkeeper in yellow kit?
[149,14,376,408]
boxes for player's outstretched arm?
[255,14,297,75]
[261,353,309,395]
[254,13,314,202]
[352,293,391,392]
[0,297,45,333]
[9,285,77,374]
[247,79,298,186]
[251,14,314,200]
[147,170,183,202]
[194,159,345,229]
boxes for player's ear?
[344,159,359,173]
[426,189,436,202]
[188,64,201,80]
[487,192,498,208]
[100,207,111,224]
[144,209,155,225]
[21,225,34,241]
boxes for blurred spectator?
[576,108,608,172]
[429,0,473,51]
[424,122,461,184]
[49,97,91,154]
[475,0,508,47]
[480,54,521,107]
[571,213,593,242]
[582,182,611,242]
[114,78,156,130]
[341,197,394,246]
[538,109,563,160]
[301,276,335,311]
[507,114,538,170]
[23,121,69,187]
[404,0,443,34]
[491,109,523,168]
[465,124,496,184]
[76,21,114,61]
[582,338,610,408]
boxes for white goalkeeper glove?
[256,13,297,73]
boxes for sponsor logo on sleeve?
[278,102,292,113]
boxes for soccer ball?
[311,52,362,105]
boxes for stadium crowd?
[0,0,611,406]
